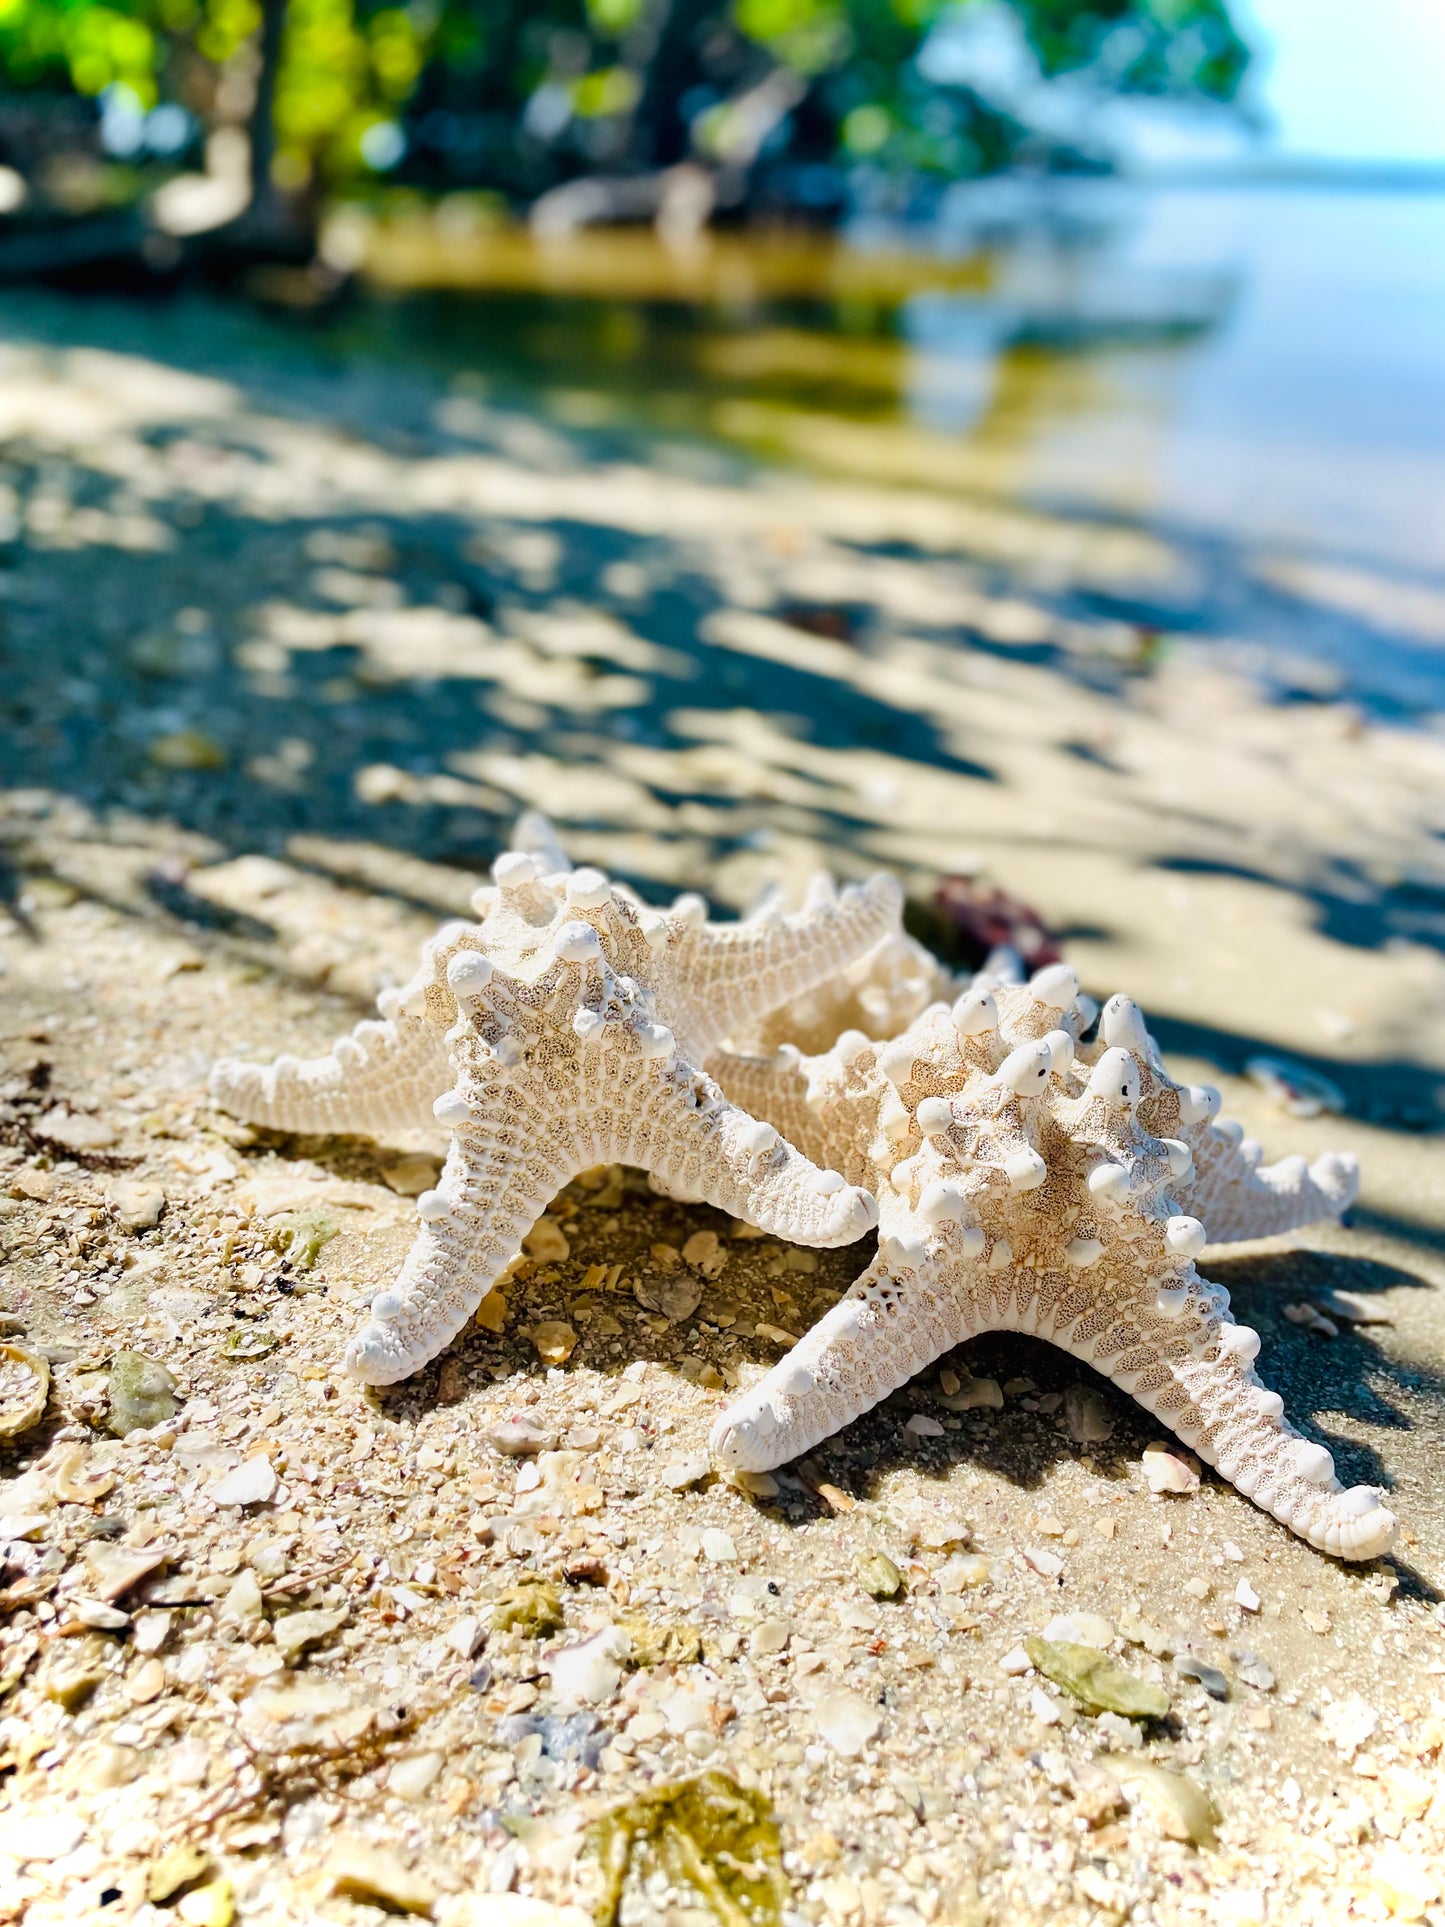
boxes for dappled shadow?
[1141,1009,1444,1135]
[1156,854,1445,961]
[1,278,1443,1155]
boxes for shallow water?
[338,181,1445,718]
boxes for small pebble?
[903,1413,944,1438]
[446,1616,485,1659]
[523,1218,570,1262]
[326,1839,437,1916]
[549,1628,627,1709]
[937,1555,991,1593]
[210,1456,277,1508]
[857,1552,904,1599]
[750,1617,791,1656]
[1175,1654,1229,1701]
[530,1321,577,1364]
[1023,1546,1065,1578]
[126,1658,166,1705]
[681,1229,728,1278]
[662,1456,710,1491]
[389,1751,444,1801]
[939,1377,1003,1411]
[272,1607,349,1662]
[1231,1649,1276,1692]
[1141,1442,1200,1495]
[700,1528,738,1564]
[487,1421,557,1457]
[813,1690,883,1757]
[1030,1686,1062,1726]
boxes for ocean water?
[339,182,1445,719]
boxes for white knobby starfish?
[708,968,1392,1561]
[211,832,898,1385]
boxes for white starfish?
[707,968,1392,1561]
[211,830,898,1385]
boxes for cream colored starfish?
[708,969,1392,1561]
[211,834,897,1385]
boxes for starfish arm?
[711,1230,965,1472]
[630,1069,879,1248]
[1087,994,1361,1243]
[674,874,905,1053]
[210,1012,450,1136]
[1179,1130,1359,1243]
[345,1046,876,1385]
[346,1123,572,1384]
[704,1047,847,1176]
[1121,1335,1396,1561]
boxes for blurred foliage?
[0,0,1250,210]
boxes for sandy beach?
[1,279,1444,1926]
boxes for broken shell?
[0,1343,49,1437]
[51,1445,117,1505]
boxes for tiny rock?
[1322,1695,1379,1757]
[1230,1648,1276,1692]
[523,1218,570,1263]
[634,1272,704,1322]
[904,1413,945,1438]
[1023,1546,1065,1579]
[939,1376,1003,1411]
[1175,1654,1229,1701]
[84,1542,168,1602]
[701,1527,738,1564]
[487,1420,557,1457]
[857,1552,904,1599]
[531,1321,577,1365]
[912,1516,972,1551]
[71,1596,130,1631]
[381,1154,442,1198]
[1235,1577,1261,1613]
[550,1626,629,1709]
[389,1751,445,1801]
[219,1569,265,1625]
[938,1554,991,1593]
[126,1657,166,1704]
[272,1606,350,1662]
[681,1229,728,1278]
[474,1291,508,1334]
[110,1182,166,1232]
[662,1456,710,1491]
[326,1838,437,1917]
[1030,1686,1062,1726]
[813,1689,883,1757]
[210,1455,277,1508]
[446,1616,485,1659]
[1116,1761,1217,1847]
[1142,1442,1200,1495]
[1064,1384,1115,1444]
[750,1616,791,1656]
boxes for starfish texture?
[212,833,899,1385]
[707,967,1389,1561]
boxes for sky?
[1238,0,1445,165]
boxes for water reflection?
[341,181,1445,719]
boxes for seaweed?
[585,1770,790,1927]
